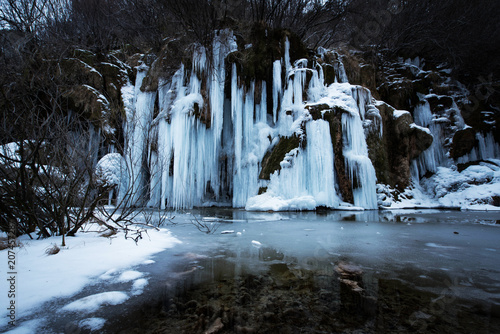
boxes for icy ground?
[0,222,181,333]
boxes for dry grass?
[0,237,9,250]
[45,244,60,255]
[100,229,118,238]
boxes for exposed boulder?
[368,102,433,190]
[450,127,477,159]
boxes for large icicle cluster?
[111,31,413,210]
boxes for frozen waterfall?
[118,32,384,210]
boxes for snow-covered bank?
[378,159,500,211]
[0,225,181,333]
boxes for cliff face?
[69,27,499,210]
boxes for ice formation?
[109,30,498,211]
[411,96,448,180]
[112,32,384,210]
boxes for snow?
[0,226,181,330]
[78,318,107,331]
[61,291,129,313]
[251,240,262,248]
[117,270,143,282]
[246,192,318,211]
[131,278,149,295]
[95,153,125,187]
[380,160,500,210]
[410,123,432,135]
[0,142,21,162]
[421,162,500,210]
[393,109,410,118]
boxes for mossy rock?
[72,49,97,66]
[97,62,128,101]
[60,58,104,90]
[393,112,413,137]
[459,89,500,143]
[226,24,308,87]
[366,131,390,186]
[426,95,454,114]
[63,85,110,122]
[378,79,416,111]
[372,102,412,189]
[259,135,301,180]
[339,49,378,98]
[258,187,268,195]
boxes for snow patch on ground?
[61,291,129,313]
[79,317,107,331]
[0,225,181,329]
[117,270,143,282]
[131,278,149,296]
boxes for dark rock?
[235,326,255,334]
[305,103,330,120]
[410,126,433,159]
[204,317,224,334]
[451,127,477,159]
[339,49,378,98]
[427,94,454,114]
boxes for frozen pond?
[35,210,500,333]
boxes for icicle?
[412,98,448,178]
[351,86,371,120]
[252,120,340,210]
[124,65,155,206]
[278,77,294,137]
[476,132,500,160]
[257,81,267,123]
[284,37,291,73]
[231,63,243,175]
[342,112,378,209]
[308,64,324,102]
[272,60,282,124]
[243,81,255,150]
[337,58,348,83]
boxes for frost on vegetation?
[95,153,125,187]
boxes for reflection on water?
[88,209,500,333]
[107,238,500,333]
